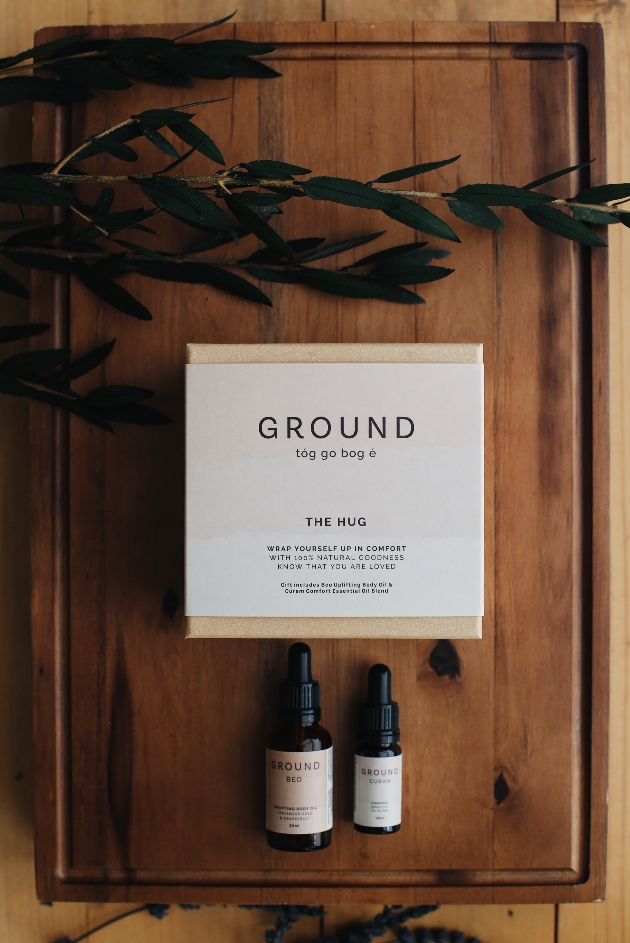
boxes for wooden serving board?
[31,21,609,903]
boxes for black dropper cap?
[279,642,321,724]
[358,664,400,745]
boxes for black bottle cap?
[279,642,321,724]
[358,664,400,745]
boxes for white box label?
[186,362,483,617]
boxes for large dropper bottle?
[266,643,333,852]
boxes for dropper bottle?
[266,642,333,851]
[354,663,402,834]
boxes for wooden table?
[0,0,628,940]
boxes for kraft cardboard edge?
[186,343,483,364]
[186,616,482,639]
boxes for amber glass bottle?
[354,663,402,834]
[266,643,333,852]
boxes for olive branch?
[0,13,625,430]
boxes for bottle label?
[266,747,333,834]
[354,753,402,828]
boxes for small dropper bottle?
[354,663,402,834]
[266,642,333,852]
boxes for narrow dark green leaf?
[133,258,272,305]
[187,230,242,253]
[114,239,169,261]
[224,193,295,263]
[174,14,237,40]
[0,162,55,174]
[97,207,156,234]
[238,192,290,207]
[157,49,236,80]
[138,177,234,231]
[92,401,170,425]
[525,159,595,189]
[95,187,115,217]
[297,269,424,303]
[244,266,303,283]
[373,155,460,184]
[216,56,280,79]
[304,176,399,210]
[3,249,75,273]
[242,159,311,177]
[170,121,224,164]
[72,260,153,319]
[0,322,49,343]
[342,241,427,270]
[615,212,630,228]
[299,231,385,263]
[571,204,619,224]
[573,183,630,203]
[132,107,194,127]
[453,184,554,207]
[241,237,325,264]
[447,199,504,230]
[108,37,175,57]
[99,139,138,162]
[139,122,180,158]
[0,174,77,207]
[0,218,44,230]
[2,222,73,247]
[1,348,70,375]
[0,267,29,298]
[52,58,133,89]
[56,338,115,381]
[375,248,451,277]
[112,57,193,87]
[384,199,460,242]
[375,262,454,285]
[192,40,276,57]
[0,371,114,430]
[0,76,93,106]
[0,32,89,69]
[522,205,608,247]
[85,384,153,407]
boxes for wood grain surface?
[0,0,626,940]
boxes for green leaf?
[192,39,276,57]
[112,57,193,87]
[91,401,170,425]
[297,268,424,303]
[72,260,153,319]
[0,32,89,69]
[525,159,595,189]
[2,222,73,246]
[375,261,454,285]
[99,138,138,162]
[224,193,295,263]
[238,192,290,207]
[114,239,169,261]
[242,159,311,177]
[453,184,554,207]
[95,187,115,216]
[215,57,280,79]
[375,248,450,276]
[373,155,460,184]
[108,37,175,58]
[56,338,115,381]
[139,123,180,158]
[0,76,93,106]
[384,199,460,242]
[97,206,156,234]
[0,322,49,343]
[137,178,234,231]
[447,199,504,230]
[171,121,224,164]
[132,107,194,127]
[174,14,237,40]
[85,384,154,407]
[522,205,608,247]
[52,58,133,90]
[299,231,385,263]
[3,249,75,273]
[0,174,77,207]
[187,231,242,253]
[0,218,44,230]
[616,213,630,228]
[573,183,630,203]
[132,258,272,306]
[242,236,325,264]
[0,266,29,298]
[304,176,399,210]
[1,347,70,375]
[570,204,619,225]
[342,241,426,270]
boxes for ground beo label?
[266,748,333,834]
